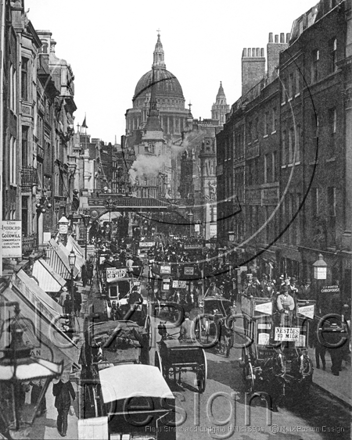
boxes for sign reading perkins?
[1,220,22,258]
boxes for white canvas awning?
[32,258,66,293]
[59,241,85,270]
[46,239,79,279]
[66,235,85,259]
[14,269,63,318]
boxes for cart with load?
[196,295,237,356]
[155,336,207,393]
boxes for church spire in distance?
[212,81,230,125]
[153,29,166,69]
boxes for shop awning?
[14,270,63,319]
[46,239,79,279]
[32,258,66,293]
[59,240,85,270]
[66,235,85,259]
[1,280,79,370]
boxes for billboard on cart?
[274,327,300,341]
[106,268,127,282]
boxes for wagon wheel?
[196,349,207,393]
[243,361,255,393]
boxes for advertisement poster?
[1,220,22,258]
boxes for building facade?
[1,0,78,272]
[216,0,352,304]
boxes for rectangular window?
[10,137,17,185]
[22,196,29,237]
[329,38,337,73]
[311,49,319,83]
[328,108,337,154]
[248,122,252,143]
[295,125,301,162]
[37,160,43,190]
[282,130,286,164]
[327,187,336,217]
[255,118,259,141]
[272,107,277,132]
[264,153,271,183]
[288,73,294,98]
[311,112,319,141]
[296,193,301,243]
[295,69,300,95]
[288,127,294,164]
[312,188,319,217]
[10,65,13,110]
[264,112,269,136]
[272,151,278,181]
[22,126,29,166]
[21,57,29,101]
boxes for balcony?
[20,167,38,191]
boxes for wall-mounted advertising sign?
[1,221,22,258]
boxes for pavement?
[308,347,352,408]
[31,278,92,439]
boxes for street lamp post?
[313,253,327,314]
[187,211,193,237]
[68,250,76,327]
[35,197,52,249]
[81,213,91,260]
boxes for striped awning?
[15,269,63,317]
[59,241,85,270]
[46,239,79,279]
[32,258,66,293]
[66,235,85,259]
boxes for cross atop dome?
[153,31,166,69]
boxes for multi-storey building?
[178,83,229,239]
[1,1,78,267]
[217,34,288,270]
[279,0,351,299]
[217,0,351,303]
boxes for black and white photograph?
[0,0,351,439]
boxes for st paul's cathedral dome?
[125,34,190,137]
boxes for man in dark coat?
[86,260,94,285]
[52,373,76,437]
[81,264,88,287]
[74,288,82,317]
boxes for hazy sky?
[26,0,316,143]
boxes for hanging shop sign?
[321,285,340,293]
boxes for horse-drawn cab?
[239,291,315,402]
[195,295,237,356]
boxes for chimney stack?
[267,32,290,78]
[241,47,265,95]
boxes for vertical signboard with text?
[1,221,22,258]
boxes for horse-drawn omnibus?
[239,290,315,405]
